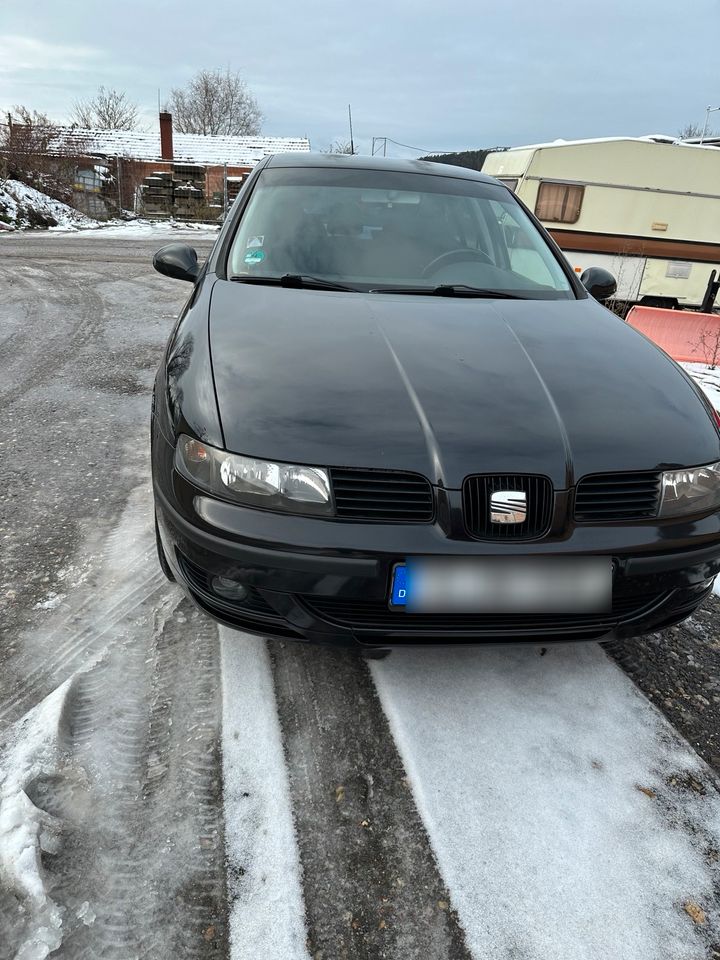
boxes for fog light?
[211,575,249,602]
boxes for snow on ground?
[0,180,95,231]
[0,680,75,959]
[0,213,220,241]
[683,362,720,415]
[0,179,220,238]
[0,482,229,959]
[372,643,720,960]
[220,629,310,960]
[61,218,220,240]
[0,486,166,957]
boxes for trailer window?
[499,178,518,192]
[535,182,584,223]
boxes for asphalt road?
[1,229,720,960]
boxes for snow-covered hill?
[0,179,96,231]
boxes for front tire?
[155,515,175,582]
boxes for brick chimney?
[159,112,174,161]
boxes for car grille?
[300,591,669,636]
[574,471,661,521]
[462,474,553,540]
[329,467,434,522]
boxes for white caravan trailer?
[482,137,720,308]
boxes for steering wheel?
[422,248,493,278]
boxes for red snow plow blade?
[626,306,720,363]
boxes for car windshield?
[227,165,575,299]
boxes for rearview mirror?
[580,266,617,303]
[153,243,200,283]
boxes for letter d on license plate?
[390,558,611,613]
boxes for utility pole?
[700,105,720,144]
[348,104,355,155]
[116,156,122,213]
[223,163,228,220]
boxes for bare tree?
[694,326,720,368]
[604,239,647,319]
[168,68,262,136]
[324,139,354,154]
[71,86,139,130]
[1,106,58,184]
[678,121,709,139]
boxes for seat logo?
[490,490,527,524]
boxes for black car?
[151,153,720,653]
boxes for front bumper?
[154,472,720,650]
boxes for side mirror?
[153,243,200,283]
[580,266,617,303]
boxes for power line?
[383,137,450,154]
[372,137,508,162]
[372,137,470,157]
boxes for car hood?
[208,281,720,487]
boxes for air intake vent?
[301,591,667,634]
[462,474,553,540]
[574,472,661,521]
[329,467,434,522]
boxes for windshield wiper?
[370,284,527,299]
[230,274,358,292]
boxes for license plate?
[390,558,612,613]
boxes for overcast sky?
[1,0,718,155]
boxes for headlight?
[175,435,332,515]
[659,461,720,518]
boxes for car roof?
[265,151,500,184]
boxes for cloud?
[0,0,717,149]
[0,35,102,74]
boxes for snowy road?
[1,231,720,960]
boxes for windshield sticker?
[244,249,266,265]
[246,235,265,248]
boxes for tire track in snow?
[0,483,229,959]
[0,231,227,958]
[0,488,164,728]
[271,641,471,960]
[0,564,162,722]
[0,259,108,410]
[0,594,229,960]
[370,643,720,960]
[0,237,189,649]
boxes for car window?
[227,167,574,299]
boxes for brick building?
[3,112,310,219]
